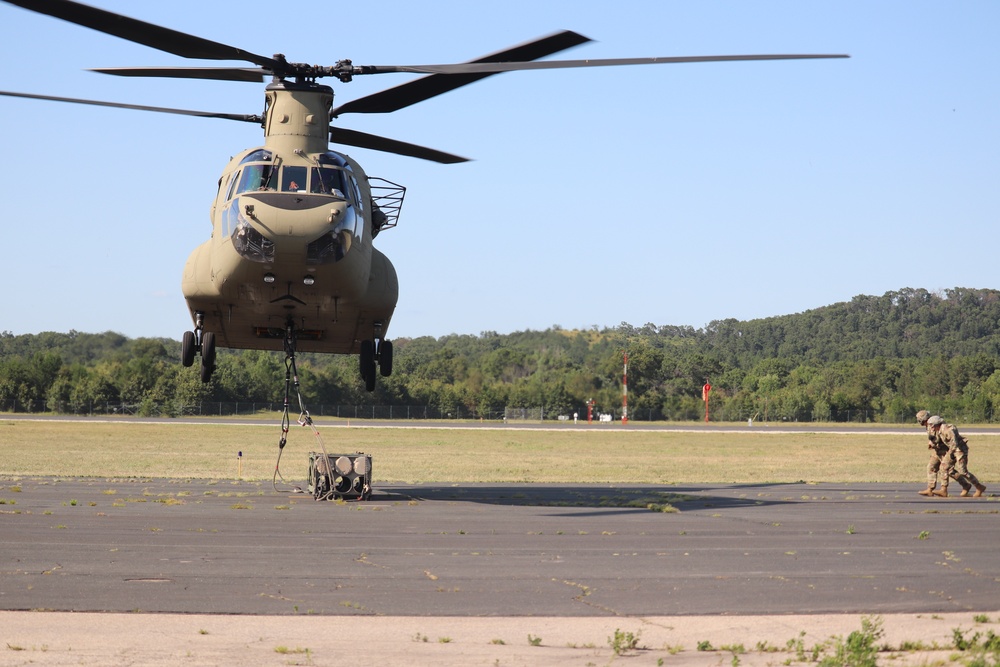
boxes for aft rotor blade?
[0,90,261,122]
[330,127,469,164]
[354,53,850,76]
[2,0,282,69]
[92,67,269,83]
[332,30,592,117]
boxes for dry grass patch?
[1,420,999,484]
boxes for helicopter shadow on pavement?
[372,482,802,515]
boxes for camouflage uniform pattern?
[915,410,964,494]
[929,422,984,493]
[925,425,957,488]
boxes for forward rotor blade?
[2,0,281,69]
[330,127,469,164]
[92,67,269,83]
[332,30,591,117]
[354,53,850,76]
[0,90,261,122]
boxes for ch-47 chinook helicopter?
[1,0,847,391]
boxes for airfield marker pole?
[622,351,628,424]
[703,382,712,422]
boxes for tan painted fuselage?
[181,81,397,354]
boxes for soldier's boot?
[959,481,973,497]
[973,483,987,498]
[932,485,949,498]
[918,486,935,496]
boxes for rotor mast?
[263,79,333,155]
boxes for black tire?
[359,339,376,390]
[200,360,213,384]
[201,331,216,367]
[379,339,393,377]
[181,331,196,367]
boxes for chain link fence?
[3,398,994,424]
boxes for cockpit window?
[227,157,350,200]
[281,166,308,192]
[225,170,240,201]
[234,164,275,195]
[310,166,347,198]
[239,149,272,165]
[318,151,348,168]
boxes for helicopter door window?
[282,166,308,192]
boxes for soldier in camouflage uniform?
[914,410,967,497]
[926,415,987,498]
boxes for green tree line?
[3,287,1000,422]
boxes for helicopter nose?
[238,193,349,238]
[235,193,356,263]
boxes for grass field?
[2,418,998,485]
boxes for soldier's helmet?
[927,415,944,427]
[915,410,930,423]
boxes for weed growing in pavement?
[274,646,311,658]
[952,627,1000,651]
[950,626,1000,667]
[787,631,808,661]
[608,628,642,655]
[818,615,883,667]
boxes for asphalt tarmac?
[2,476,998,665]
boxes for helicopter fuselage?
[181,80,398,355]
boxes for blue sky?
[2,1,997,341]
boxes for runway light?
[263,273,276,284]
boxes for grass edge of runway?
[3,419,999,484]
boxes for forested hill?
[702,287,1000,364]
[2,287,1000,422]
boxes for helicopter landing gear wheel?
[378,339,393,377]
[181,330,196,367]
[359,339,376,392]
[199,331,216,383]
